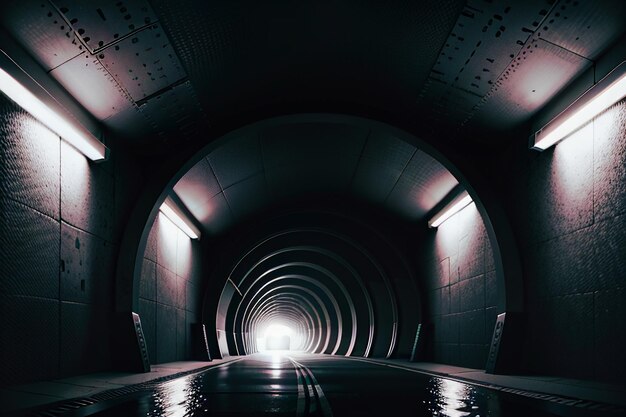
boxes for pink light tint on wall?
[0,62,108,161]
[533,62,626,151]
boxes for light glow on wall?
[532,62,626,151]
[159,201,201,240]
[428,191,473,228]
[0,64,108,162]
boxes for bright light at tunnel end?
[0,55,108,162]
[532,61,626,151]
[258,323,302,352]
[428,191,473,229]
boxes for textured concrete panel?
[449,283,460,314]
[524,227,596,298]
[551,294,594,378]
[458,204,486,281]
[0,296,59,386]
[594,288,626,382]
[593,214,626,291]
[458,275,485,313]
[0,96,61,219]
[138,298,157,364]
[185,282,200,313]
[61,142,115,241]
[60,223,116,305]
[156,265,177,307]
[432,215,459,262]
[441,314,459,344]
[176,231,193,279]
[437,258,450,289]
[440,286,450,316]
[594,100,626,222]
[458,309,485,345]
[176,276,187,310]
[485,271,497,308]
[429,289,441,317]
[484,237,495,273]
[176,308,186,360]
[459,344,487,369]
[139,259,157,301]
[60,301,112,376]
[156,214,178,273]
[144,216,158,263]
[524,123,594,243]
[156,304,177,363]
[0,199,60,298]
[113,153,144,243]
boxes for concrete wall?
[420,202,497,369]
[137,213,203,364]
[0,94,141,386]
[504,99,626,382]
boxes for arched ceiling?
[173,118,458,235]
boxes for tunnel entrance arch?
[116,113,523,371]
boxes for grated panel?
[50,51,132,120]
[0,0,83,70]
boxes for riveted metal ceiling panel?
[540,0,626,60]
[49,52,132,120]
[0,0,83,70]
[208,134,263,189]
[472,37,590,130]
[222,174,268,221]
[417,0,553,130]
[99,23,186,101]
[51,0,158,52]
[350,131,416,204]
[385,150,458,220]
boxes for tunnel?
[1,1,626,416]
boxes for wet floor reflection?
[86,354,565,417]
[426,378,481,417]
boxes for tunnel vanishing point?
[1,0,626,415]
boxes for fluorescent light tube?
[428,191,473,228]
[159,201,200,240]
[0,61,108,161]
[532,61,626,151]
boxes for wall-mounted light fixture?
[428,190,473,228]
[159,196,201,240]
[0,50,108,162]
[532,61,626,151]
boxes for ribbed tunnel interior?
[2,0,626,414]
[135,115,499,367]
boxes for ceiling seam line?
[382,148,419,205]
[536,37,594,62]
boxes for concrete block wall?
[420,202,497,369]
[138,213,203,364]
[504,100,626,382]
[0,95,142,386]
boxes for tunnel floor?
[12,353,623,417]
